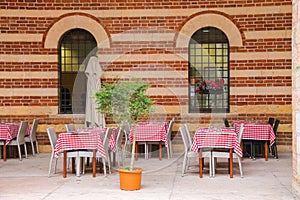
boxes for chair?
[268,117,275,127]
[247,117,274,158]
[224,118,230,128]
[25,119,39,155]
[5,121,29,161]
[65,124,76,132]
[266,117,276,157]
[81,127,114,176]
[166,118,175,158]
[122,122,132,159]
[184,123,192,149]
[101,127,114,174]
[184,123,198,171]
[211,123,244,177]
[147,118,175,159]
[115,126,125,167]
[179,126,212,177]
[46,127,77,177]
[122,121,146,160]
[252,119,279,159]
[271,119,280,159]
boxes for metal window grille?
[188,27,229,113]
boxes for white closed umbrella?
[85,56,105,128]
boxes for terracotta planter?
[119,168,142,190]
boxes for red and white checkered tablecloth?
[0,122,30,145]
[232,121,276,145]
[129,122,169,147]
[191,128,243,157]
[76,127,118,152]
[54,132,105,158]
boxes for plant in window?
[195,78,224,94]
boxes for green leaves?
[95,78,154,124]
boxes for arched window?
[188,27,229,113]
[58,29,97,114]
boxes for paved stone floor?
[0,152,299,200]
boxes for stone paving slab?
[0,152,298,200]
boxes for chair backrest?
[122,122,131,135]
[183,123,192,147]
[268,117,275,127]
[103,127,113,151]
[238,123,245,143]
[17,121,29,144]
[116,127,125,151]
[273,119,280,135]
[224,118,230,127]
[46,127,57,152]
[65,124,75,132]
[179,126,189,153]
[30,119,39,141]
[166,118,175,141]
[122,122,131,144]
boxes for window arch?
[58,29,97,114]
[188,27,229,113]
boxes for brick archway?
[43,14,110,49]
[176,13,243,48]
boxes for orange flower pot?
[119,168,142,190]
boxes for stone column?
[293,0,300,196]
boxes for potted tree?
[95,78,154,190]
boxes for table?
[129,122,168,160]
[54,132,105,178]
[77,127,118,152]
[232,121,276,160]
[77,127,118,166]
[191,128,242,178]
[0,122,30,161]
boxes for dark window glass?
[58,29,97,114]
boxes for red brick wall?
[0,0,292,149]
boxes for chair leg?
[212,157,216,177]
[145,143,148,160]
[117,151,120,167]
[31,140,35,155]
[24,144,27,159]
[273,143,278,159]
[75,153,81,177]
[166,145,170,159]
[209,153,213,177]
[251,141,255,159]
[227,158,231,174]
[102,158,107,176]
[48,153,54,177]
[181,153,187,177]
[35,141,39,154]
[237,156,243,177]
[82,158,86,174]
[17,145,22,161]
[185,157,190,172]
[169,141,172,158]
[54,158,58,174]
[116,149,123,167]
[117,146,124,167]
[107,156,111,174]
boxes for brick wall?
[0,0,292,152]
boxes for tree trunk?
[130,123,136,171]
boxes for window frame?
[188,27,230,113]
[58,28,97,114]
